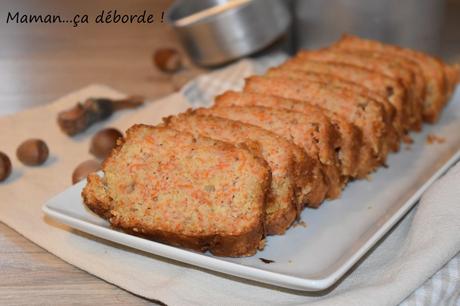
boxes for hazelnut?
[0,152,12,182]
[153,48,182,73]
[90,128,123,159]
[72,159,101,184]
[16,139,49,166]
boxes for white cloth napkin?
[0,58,459,305]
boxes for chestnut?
[0,151,12,182]
[72,159,101,184]
[90,128,123,159]
[153,48,182,73]
[16,139,49,166]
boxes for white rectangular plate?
[43,89,460,291]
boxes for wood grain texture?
[0,223,158,305]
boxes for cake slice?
[215,91,370,178]
[339,49,426,127]
[163,113,317,235]
[243,75,391,164]
[333,34,457,122]
[82,125,271,257]
[265,67,400,147]
[279,59,413,133]
[196,105,344,200]
[295,49,424,131]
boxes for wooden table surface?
[0,1,459,305]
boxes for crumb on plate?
[402,134,414,144]
[293,220,307,228]
[259,258,275,264]
[426,133,446,144]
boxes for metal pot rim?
[166,0,291,66]
[167,0,254,27]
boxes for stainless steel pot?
[167,0,291,66]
